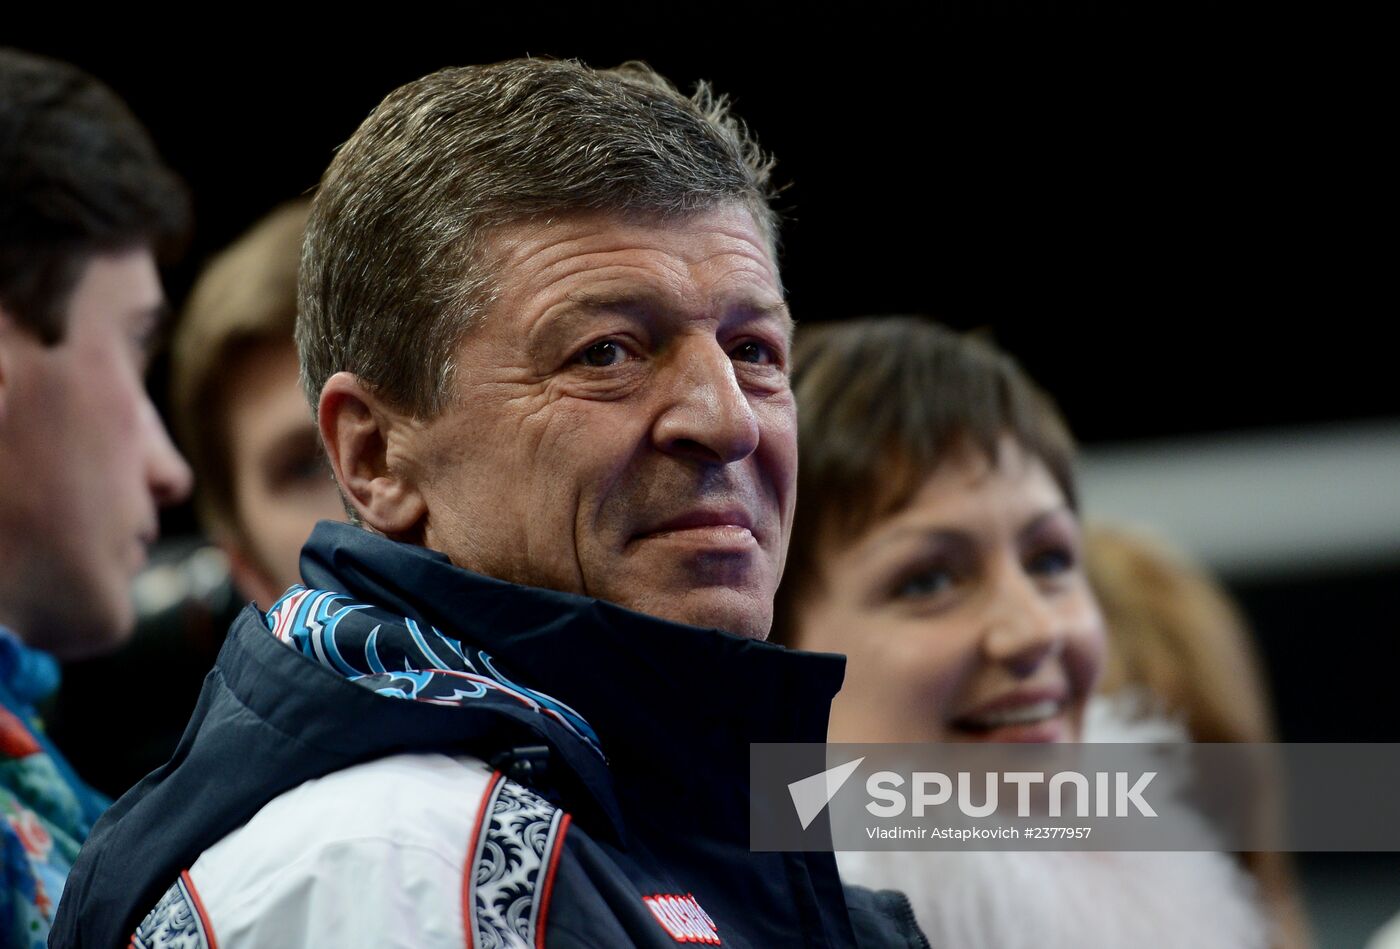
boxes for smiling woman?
[788,434,1103,743]
[773,316,1102,742]
[774,316,1276,949]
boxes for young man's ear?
[317,372,427,537]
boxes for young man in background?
[0,47,192,942]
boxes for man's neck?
[294,520,847,841]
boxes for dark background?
[12,12,1392,732]
[10,13,1395,939]
[13,17,1388,443]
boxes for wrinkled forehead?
[481,202,781,282]
[472,204,788,338]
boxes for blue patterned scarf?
[264,585,604,759]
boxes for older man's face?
[403,205,795,640]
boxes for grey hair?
[297,58,779,419]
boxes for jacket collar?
[300,521,846,841]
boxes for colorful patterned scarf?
[1,628,109,949]
[264,585,604,759]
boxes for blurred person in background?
[773,316,1278,948]
[47,199,345,798]
[0,48,191,944]
[1088,523,1277,744]
[170,198,345,609]
[1086,523,1311,948]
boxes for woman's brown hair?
[773,316,1077,645]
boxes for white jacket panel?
[185,753,493,949]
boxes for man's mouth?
[636,508,758,544]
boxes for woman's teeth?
[959,700,1062,730]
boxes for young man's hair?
[0,48,190,343]
[771,316,1078,645]
[172,200,309,544]
[298,58,778,420]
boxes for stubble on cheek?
[510,396,608,597]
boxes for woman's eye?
[1027,547,1075,576]
[731,340,777,365]
[894,568,956,600]
[579,340,626,367]
[268,445,330,492]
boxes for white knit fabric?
[836,696,1273,949]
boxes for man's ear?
[318,372,427,537]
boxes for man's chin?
[608,585,773,642]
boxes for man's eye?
[579,340,626,367]
[731,340,778,365]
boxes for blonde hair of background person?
[1088,523,1277,743]
[775,316,1278,949]
[171,200,345,608]
[1086,523,1312,949]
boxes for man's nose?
[651,341,761,465]
[142,397,193,507]
[981,566,1064,678]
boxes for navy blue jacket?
[51,523,926,948]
